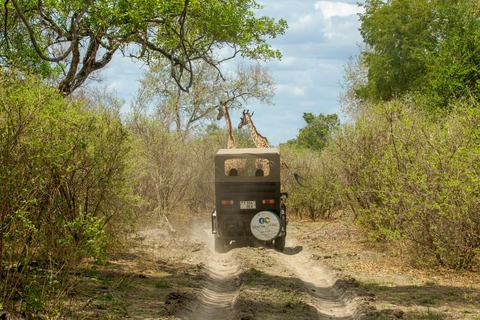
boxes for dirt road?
[178,222,374,320]
[67,218,479,319]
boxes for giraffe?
[238,110,302,186]
[237,110,271,175]
[217,102,247,176]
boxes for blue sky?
[102,0,364,146]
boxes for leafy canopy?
[357,0,480,108]
[285,112,339,152]
[1,0,287,95]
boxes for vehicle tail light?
[262,199,275,204]
[221,200,234,205]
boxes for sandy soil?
[180,222,374,320]
[64,217,480,320]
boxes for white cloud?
[291,13,318,31]
[276,84,306,97]
[99,0,365,145]
[107,81,120,91]
[314,1,363,19]
[293,86,306,97]
[322,16,364,40]
[278,56,298,66]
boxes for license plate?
[240,201,256,209]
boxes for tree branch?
[4,0,9,50]
[10,0,91,62]
[69,46,117,94]
[169,0,193,92]
[58,38,80,94]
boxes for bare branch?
[68,40,117,94]
[169,0,194,92]
[137,36,184,66]
[4,0,9,50]
[10,0,92,62]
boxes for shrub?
[332,99,480,269]
[0,70,129,314]
[281,146,341,221]
[124,111,226,229]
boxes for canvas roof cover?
[215,148,281,182]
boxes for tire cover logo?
[250,211,281,241]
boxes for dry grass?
[293,218,480,319]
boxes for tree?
[133,60,275,136]
[358,0,439,101]
[217,62,276,109]
[339,53,369,117]
[286,112,339,152]
[422,1,480,107]
[357,0,480,108]
[1,0,287,95]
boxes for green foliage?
[359,0,434,101]
[331,99,480,269]
[340,0,480,270]
[285,113,339,151]
[421,1,480,108]
[1,0,287,94]
[0,70,129,314]
[281,146,341,221]
[358,0,480,109]
[233,127,256,148]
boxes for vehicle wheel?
[214,237,225,253]
[274,236,285,252]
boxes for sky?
[102,0,365,146]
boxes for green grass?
[407,309,444,320]
[154,281,171,289]
[102,293,115,301]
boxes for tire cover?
[250,211,281,241]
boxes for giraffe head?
[238,110,253,129]
[216,102,226,120]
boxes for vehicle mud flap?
[214,236,225,253]
[274,235,285,252]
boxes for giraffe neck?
[224,106,238,149]
[246,114,269,148]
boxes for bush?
[332,99,480,269]
[281,146,341,221]
[0,70,129,314]
[124,111,226,228]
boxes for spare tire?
[250,211,281,242]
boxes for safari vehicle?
[212,148,287,253]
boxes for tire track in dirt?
[186,227,243,320]
[185,222,370,320]
[268,238,366,319]
[191,251,241,320]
